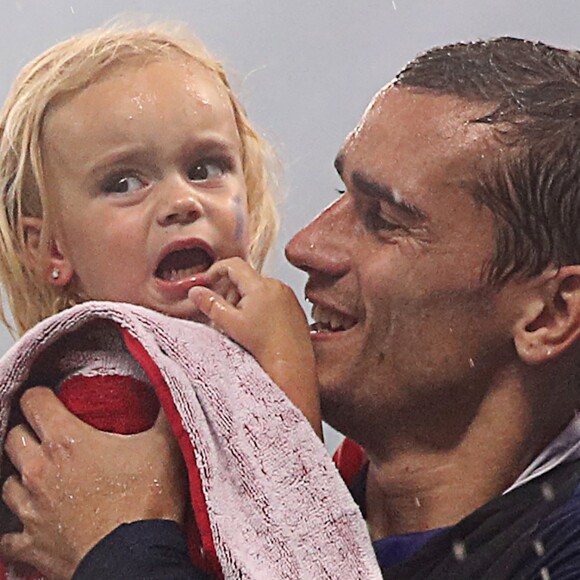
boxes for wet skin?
[39,57,249,320]
[286,86,527,449]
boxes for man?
[2,37,580,578]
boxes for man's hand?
[0,387,187,580]
[188,257,321,437]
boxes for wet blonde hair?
[0,22,279,335]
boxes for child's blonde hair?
[0,22,279,335]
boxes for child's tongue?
[156,247,213,281]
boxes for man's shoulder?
[533,480,580,576]
[383,461,580,579]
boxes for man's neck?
[362,375,577,541]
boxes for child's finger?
[196,258,262,298]
[225,286,241,307]
[218,261,263,299]
[188,286,245,340]
[212,275,236,302]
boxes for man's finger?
[4,424,40,475]
[135,408,175,445]
[2,475,32,520]
[0,530,31,564]
[19,387,87,442]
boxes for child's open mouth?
[155,246,214,282]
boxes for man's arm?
[0,388,192,579]
[73,521,209,580]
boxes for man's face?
[286,86,522,441]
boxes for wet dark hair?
[395,37,580,283]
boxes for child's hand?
[188,258,321,437]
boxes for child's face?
[40,57,250,319]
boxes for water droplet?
[69,5,75,14]
[541,482,555,502]
[414,496,421,507]
[533,539,545,556]
[452,540,467,561]
[469,358,475,368]
[540,567,551,580]
[391,0,397,9]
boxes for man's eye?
[102,175,145,194]
[366,209,400,232]
[188,160,226,182]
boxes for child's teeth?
[164,266,204,281]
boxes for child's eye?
[188,159,228,182]
[101,175,146,194]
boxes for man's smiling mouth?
[155,247,214,282]
[310,304,357,333]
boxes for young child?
[0,23,379,580]
[0,22,321,429]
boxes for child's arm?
[188,258,322,438]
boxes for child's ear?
[21,216,74,287]
[513,265,580,365]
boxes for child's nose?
[157,187,203,227]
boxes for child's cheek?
[233,194,250,247]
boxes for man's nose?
[157,182,203,227]
[285,196,351,277]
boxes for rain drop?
[541,482,555,502]
[540,567,551,580]
[533,539,545,557]
[452,540,467,562]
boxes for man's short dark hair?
[395,37,580,283]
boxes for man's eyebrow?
[351,171,427,223]
[334,153,427,223]
[334,154,345,177]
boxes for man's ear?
[513,265,580,365]
[21,216,74,287]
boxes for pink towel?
[0,301,380,579]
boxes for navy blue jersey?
[75,460,580,579]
